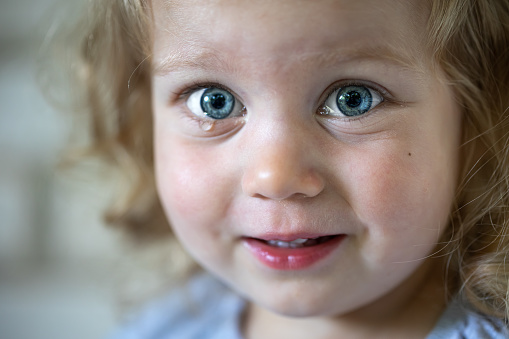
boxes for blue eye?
[187,87,242,120]
[323,85,382,117]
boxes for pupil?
[211,94,226,109]
[345,91,362,107]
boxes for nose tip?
[242,163,325,200]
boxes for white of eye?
[186,88,207,117]
[186,87,244,120]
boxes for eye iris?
[337,86,372,117]
[200,88,235,119]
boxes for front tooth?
[276,241,291,248]
[266,238,311,248]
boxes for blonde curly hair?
[51,0,509,320]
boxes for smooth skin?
[151,0,462,338]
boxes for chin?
[257,294,338,318]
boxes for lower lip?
[242,236,345,270]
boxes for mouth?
[255,235,338,249]
[242,234,345,270]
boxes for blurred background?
[0,0,131,338]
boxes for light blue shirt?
[109,274,509,339]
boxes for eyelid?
[175,81,240,102]
[320,81,392,107]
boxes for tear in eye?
[187,87,242,120]
[321,85,383,117]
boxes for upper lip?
[233,204,353,242]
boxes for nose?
[241,123,325,200]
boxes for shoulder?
[427,297,509,339]
[108,273,246,339]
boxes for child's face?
[152,0,461,317]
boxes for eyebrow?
[153,48,237,75]
[152,44,425,76]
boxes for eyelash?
[176,81,231,101]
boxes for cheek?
[346,146,422,220]
[154,137,236,249]
[156,137,221,214]
[343,142,456,263]
[156,146,206,223]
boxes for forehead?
[151,0,430,73]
